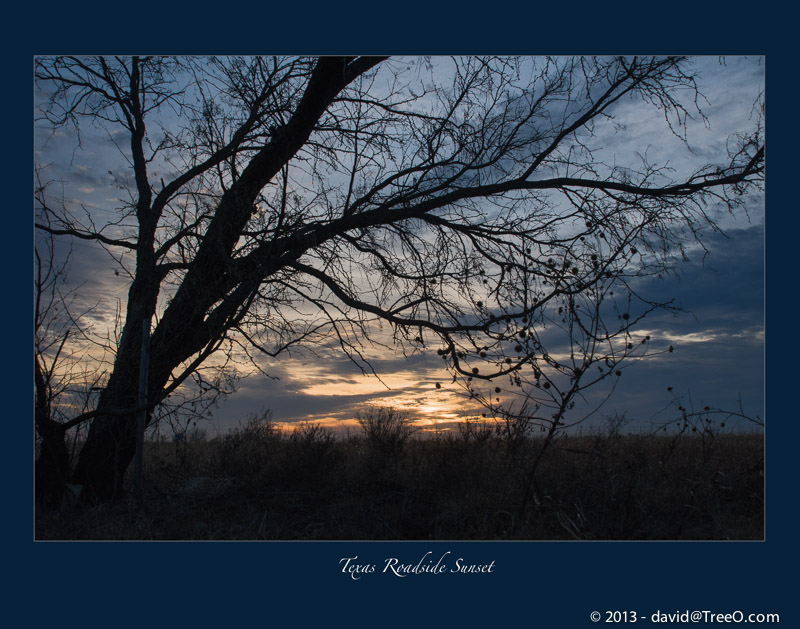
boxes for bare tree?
[35,232,75,507]
[450,269,678,511]
[34,55,764,502]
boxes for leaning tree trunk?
[71,413,139,502]
[71,288,214,501]
[71,334,149,501]
[71,262,168,502]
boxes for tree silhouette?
[35,230,84,508]
[34,56,764,502]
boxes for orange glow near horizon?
[296,370,423,397]
[267,363,486,435]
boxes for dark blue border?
[13,4,793,626]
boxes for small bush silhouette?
[357,406,415,456]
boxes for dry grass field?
[35,414,764,541]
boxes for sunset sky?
[34,55,765,437]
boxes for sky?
[34,55,765,438]
[212,222,764,435]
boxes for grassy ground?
[35,417,764,540]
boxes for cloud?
[640,224,764,331]
[596,223,764,426]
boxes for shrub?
[211,409,280,479]
[357,406,415,456]
[288,421,340,480]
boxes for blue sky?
[34,55,765,436]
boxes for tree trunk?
[35,357,70,508]
[72,315,160,501]
[71,413,136,502]
[71,307,201,501]
[71,398,136,502]
[35,419,70,509]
